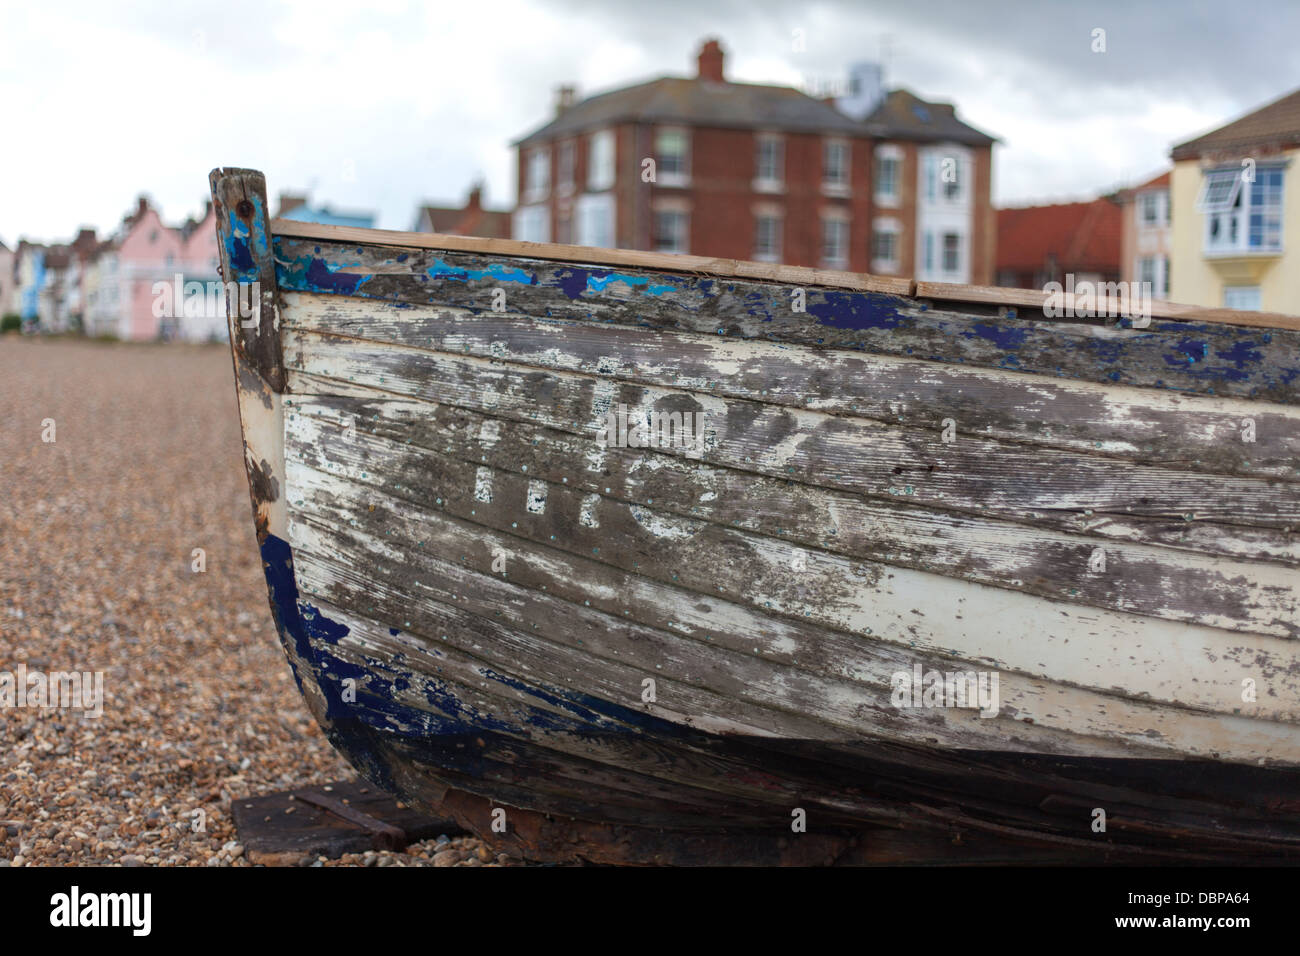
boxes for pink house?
[178,202,225,342]
[108,197,185,340]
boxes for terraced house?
[511,38,997,282]
[1170,87,1300,312]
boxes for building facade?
[0,242,16,318]
[1169,88,1300,313]
[512,39,997,282]
[1118,171,1172,299]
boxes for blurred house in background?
[1118,171,1171,299]
[276,192,376,228]
[1169,88,1300,313]
[412,183,511,238]
[16,241,48,328]
[994,197,1121,290]
[0,241,16,318]
[511,38,997,282]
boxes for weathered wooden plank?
[282,451,1300,732]
[282,465,1300,766]
[273,236,1300,403]
[271,218,916,295]
[271,218,1300,332]
[211,168,284,392]
[915,280,1300,332]
[286,397,1300,637]
[285,291,1300,482]
[281,330,1300,560]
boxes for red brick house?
[995,197,1122,290]
[511,38,997,282]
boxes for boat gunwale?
[269,218,1300,333]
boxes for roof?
[1135,170,1171,190]
[280,205,375,229]
[414,204,462,232]
[516,76,866,144]
[996,198,1122,274]
[414,201,512,239]
[1172,87,1300,161]
[862,89,997,146]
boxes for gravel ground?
[0,336,521,867]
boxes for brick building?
[511,38,997,282]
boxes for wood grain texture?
[272,236,1300,403]
[286,291,1300,482]
[280,434,1300,734]
[284,396,1299,637]
[282,330,1300,565]
[211,168,284,392]
[270,218,1300,331]
[278,459,1300,769]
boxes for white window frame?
[524,148,550,204]
[754,134,784,193]
[940,231,962,275]
[871,216,901,274]
[823,138,850,195]
[1138,189,1167,228]
[588,129,615,192]
[512,204,550,243]
[874,144,902,207]
[1223,285,1261,311]
[1201,163,1284,255]
[754,210,782,262]
[576,193,615,248]
[655,127,690,187]
[655,208,686,254]
[821,213,849,270]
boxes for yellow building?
[1169,88,1300,313]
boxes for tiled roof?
[1135,170,1170,190]
[862,89,997,146]
[516,76,866,144]
[996,198,1122,274]
[1172,88,1300,160]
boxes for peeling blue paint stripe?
[427,258,535,285]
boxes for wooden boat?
[211,167,1300,864]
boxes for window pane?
[942,233,959,272]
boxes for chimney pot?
[696,38,725,83]
[555,85,576,115]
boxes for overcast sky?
[2,0,1298,247]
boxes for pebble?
[0,342,532,868]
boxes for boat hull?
[212,168,1300,863]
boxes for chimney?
[466,182,483,212]
[277,192,308,217]
[696,38,725,83]
[555,85,576,115]
[136,195,149,217]
[836,61,885,120]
